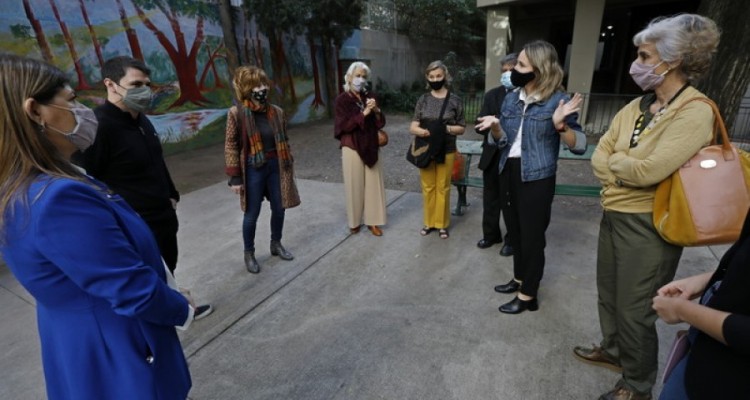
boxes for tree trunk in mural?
[218,0,239,74]
[198,43,226,89]
[79,0,104,68]
[48,0,92,90]
[282,40,297,103]
[307,37,325,109]
[320,38,336,117]
[132,2,210,108]
[22,0,54,64]
[697,0,750,132]
[115,0,144,61]
[266,29,290,102]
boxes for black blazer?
[476,86,510,171]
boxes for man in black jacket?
[83,56,212,320]
[475,53,517,256]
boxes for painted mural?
[2,0,327,152]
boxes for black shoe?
[500,244,514,257]
[194,304,213,320]
[499,297,539,314]
[270,241,294,260]
[477,238,501,249]
[494,279,521,293]
[244,251,260,274]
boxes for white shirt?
[508,89,539,158]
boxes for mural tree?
[131,0,220,108]
[48,0,93,90]
[697,0,750,132]
[115,0,144,60]
[305,0,364,117]
[246,0,307,103]
[78,0,105,69]
[22,0,54,63]
[218,0,240,74]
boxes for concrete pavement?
[0,178,728,399]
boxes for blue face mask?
[500,71,514,89]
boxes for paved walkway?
[0,179,728,399]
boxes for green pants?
[596,211,683,395]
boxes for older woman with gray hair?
[572,14,720,400]
[334,61,387,236]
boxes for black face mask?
[428,80,446,90]
[510,69,535,88]
[251,89,268,104]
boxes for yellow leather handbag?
[653,98,750,246]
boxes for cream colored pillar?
[483,6,511,92]
[568,0,605,123]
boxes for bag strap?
[675,97,734,160]
[438,91,451,123]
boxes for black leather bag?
[406,93,451,168]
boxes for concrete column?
[483,6,510,92]
[567,0,605,94]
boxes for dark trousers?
[144,207,179,274]
[482,151,511,243]
[504,158,555,298]
[243,158,285,252]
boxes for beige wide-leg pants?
[341,146,386,228]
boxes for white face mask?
[352,77,366,92]
[45,102,99,152]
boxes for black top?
[685,208,750,399]
[253,111,276,152]
[82,101,179,220]
[476,86,510,171]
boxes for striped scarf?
[241,100,293,167]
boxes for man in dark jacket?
[475,53,517,256]
[83,56,212,320]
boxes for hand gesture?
[475,115,499,132]
[552,92,583,129]
[652,295,690,324]
[656,273,711,300]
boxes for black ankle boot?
[270,241,294,260]
[244,251,260,274]
[499,296,539,314]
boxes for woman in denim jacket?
[476,40,586,314]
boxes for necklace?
[629,83,690,148]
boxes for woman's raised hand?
[475,115,499,132]
[552,92,583,128]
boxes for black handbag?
[406,92,451,168]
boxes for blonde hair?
[522,40,564,101]
[0,55,85,241]
[343,61,371,92]
[424,60,452,89]
[633,14,720,82]
[232,65,271,102]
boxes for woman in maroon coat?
[334,62,387,236]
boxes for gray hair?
[633,14,720,82]
[424,60,452,89]
[499,53,518,67]
[343,61,371,92]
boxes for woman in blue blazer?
[0,56,192,399]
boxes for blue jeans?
[243,158,284,252]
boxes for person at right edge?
[475,40,586,314]
[475,53,517,256]
[572,14,720,400]
[653,207,750,399]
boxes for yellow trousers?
[419,152,454,229]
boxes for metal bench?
[451,139,600,216]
